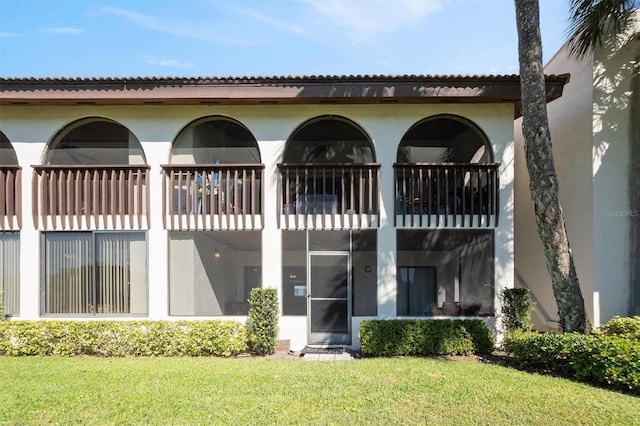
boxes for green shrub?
[503,330,640,395]
[600,316,640,340]
[247,288,279,356]
[360,319,495,357]
[500,288,534,333]
[0,320,249,357]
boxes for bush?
[0,320,249,357]
[360,319,495,357]
[247,287,279,356]
[500,288,534,333]
[600,316,640,340]
[503,330,640,395]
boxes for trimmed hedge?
[0,320,249,357]
[360,319,495,357]
[503,330,640,395]
[247,288,279,356]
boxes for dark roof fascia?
[0,74,570,118]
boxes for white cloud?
[143,55,195,69]
[235,7,306,35]
[41,27,83,35]
[0,32,21,37]
[99,6,262,46]
[302,0,451,42]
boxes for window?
[397,267,436,316]
[42,232,147,315]
[0,232,19,316]
[169,231,261,315]
[396,229,494,316]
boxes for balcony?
[32,165,150,230]
[394,163,500,228]
[278,163,380,229]
[0,166,21,230]
[161,164,264,230]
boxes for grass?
[1,357,638,425]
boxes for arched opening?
[284,116,375,164]
[45,117,146,165]
[171,116,261,164]
[397,114,492,164]
[0,131,18,165]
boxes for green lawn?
[1,357,638,425]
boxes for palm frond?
[567,0,638,57]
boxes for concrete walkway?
[301,352,353,361]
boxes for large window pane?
[282,230,307,315]
[43,232,147,315]
[0,232,20,316]
[169,231,261,315]
[397,230,494,316]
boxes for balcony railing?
[161,164,264,230]
[278,163,380,229]
[32,165,150,230]
[1,166,21,230]
[394,163,500,228]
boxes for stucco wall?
[1,102,514,348]
[514,27,639,329]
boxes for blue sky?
[0,0,571,78]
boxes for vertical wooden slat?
[49,170,57,229]
[81,170,89,229]
[368,166,373,227]
[15,169,22,229]
[0,170,6,226]
[260,168,264,229]
[417,166,424,227]
[358,167,364,226]
[66,170,74,229]
[233,169,239,229]
[242,169,248,228]
[73,170,81,229]
[452,166,457,227]
[224,168,231,225]
[143,168,149,230]
[117,169,125,228]
[477,168,483,227]
[331,167,336,229]
[294,167,299,230]
[277,167,282,229]
[92,170,100,228]
[127,169,134,229]
[461,166,467,227]
[185,170,192,229]
[110,169,117,228]
[32,169,39,228]
[495,169,500,227]
[100,169,107,227]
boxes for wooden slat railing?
[394,163,500,228]
[161,164,264,230]
[277,163,380,229]
[0,166,21,230]
[32,165,150,230]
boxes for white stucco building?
[515,19,639,331]
[0,74,567,349]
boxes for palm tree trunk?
[514,0,587,332]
